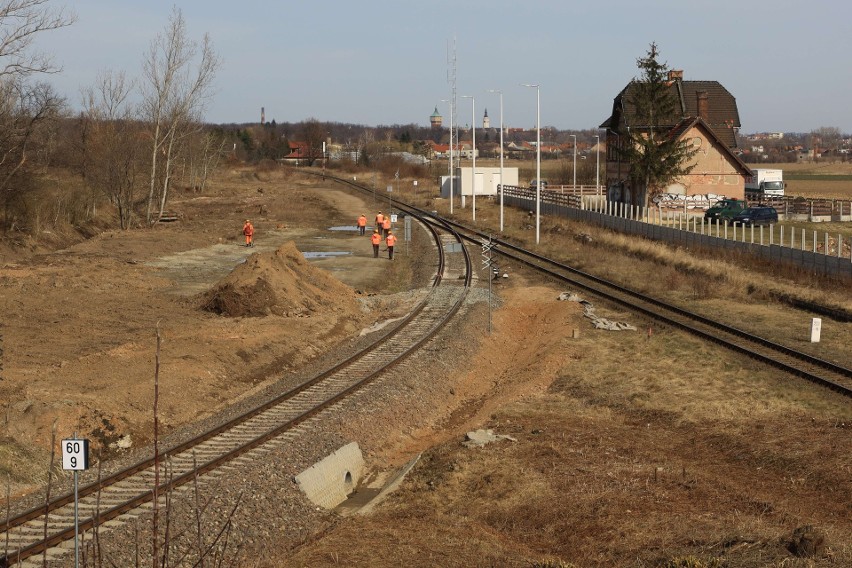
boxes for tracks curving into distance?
[0,189,473,567]
[430,211,852,399]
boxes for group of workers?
[242,210,398,260]
[360,210,397,260]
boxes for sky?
[35,0,852,135]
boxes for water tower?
[430,106,443,129]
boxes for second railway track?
[428,212,852,399]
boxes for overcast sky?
[39,0,852,134]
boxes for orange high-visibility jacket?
[371,232,382,245]
[382,216,391,230]
[375,213,384,225]
[357,215,367,227]
[386,234,397,247]
[243,222,254,236]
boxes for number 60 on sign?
[61,439,90,471]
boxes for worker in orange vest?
[370,228,382,258]
[242,219,254,247]
[375,211,384,232]
[386,230,397,260]
[357,214,367,236]
[382,213,391,237]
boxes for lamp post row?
[447,86,602,245]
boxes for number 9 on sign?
[61,439,90,471]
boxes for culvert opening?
[344,471,354,494]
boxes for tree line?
[0,3,222,237]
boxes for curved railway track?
[320,171,852,397]
[0,202,473,567]
[427,211,852,398]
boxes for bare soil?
[1,166,850,567]
[0,168,403,495]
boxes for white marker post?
[62,436,90,568]
[810,318,822,343]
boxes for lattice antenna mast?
[447,36,458,213]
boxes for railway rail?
[0,203,473,567]
[324,171,852,397]
[427,211,852,399]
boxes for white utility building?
[440,166,519,198]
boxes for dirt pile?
[201,241,358,318]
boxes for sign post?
[62,435,90,568]
[481,236,495,334]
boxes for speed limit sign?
[61,439,90,471]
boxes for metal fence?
[501,186,852,280]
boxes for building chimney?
[668,70,683,81]
[696,91,709,121]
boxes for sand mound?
[201,242,357,317]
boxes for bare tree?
[0,0,74,232]
[300,118,326,166]
[183,130,226,192]
[80,70,142,229]
[0,79,63,230]
[0,0,74,79]
[140,7,219,224]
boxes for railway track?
[0,206,473,567]
[322,171,851,397]
[428,212,852,399]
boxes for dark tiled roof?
[600,80,741,148]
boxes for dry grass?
[440,194,852,369]
[284,368,850,566]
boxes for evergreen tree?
[618,43,697,207]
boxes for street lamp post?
[487,89,504,232]
[441,98,454,214]
[461,95,476,220]
[521,83,541,244]
[570,134,577,191]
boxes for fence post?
[759,225,763,246]
[838,234,843,258]
[813,230,817,253]
[825,232,829,256]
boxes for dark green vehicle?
[705,198,748,223]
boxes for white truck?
[745,168,785,197]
